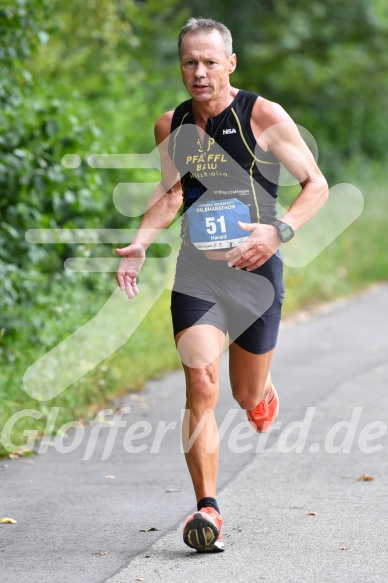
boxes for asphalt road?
[1,284,387,582]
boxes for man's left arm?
[225,103,329,270]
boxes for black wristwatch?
[272,219,295,243]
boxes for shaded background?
[1,0,387,454]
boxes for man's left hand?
[225,221,281,270]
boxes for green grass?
[281,158,388,313]
[0,158,387,457]
[0,285,180,457]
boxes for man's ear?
[229,53,237,74]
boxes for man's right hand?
[115,243,146,299]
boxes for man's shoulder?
[154,99,192,143]
[155,110,174,129]
[251,97,294,140]
[154,111,174,144]
[252,96,293,126]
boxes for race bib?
[187,198,251,250]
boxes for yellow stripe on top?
[231,108,278,165]
[172,111,189,162]
[249,158,261,222]
[231,107,279,223]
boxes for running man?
[115,18,328,553]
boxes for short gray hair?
[178,17,233,58]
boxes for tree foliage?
[185,0,388,173]
[0,1,107,336]
[0,0,185,341]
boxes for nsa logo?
[223,128,237,135]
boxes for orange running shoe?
[183,507,224,553]
[247,386,279,432]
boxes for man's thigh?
[175,324,226,370]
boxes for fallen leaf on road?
[92,551,107,556]
[0,517,17,524]
[8,448,31,459]
[139,527,159,532]
[357,474,374,481]
[16,448,31,456]
[308,511,318,516]
[130,394,146,402]
[95,418,115,425]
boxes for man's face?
[180,30,236,102]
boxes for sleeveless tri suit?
[168,90,285,354]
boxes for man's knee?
[231,382,267,411]
[185,364,219,407]
[233,394,260,411]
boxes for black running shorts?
[170,244,285,355]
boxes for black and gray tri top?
[168,90,281,251]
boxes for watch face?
[273,220,294,242]
[281,225,293,239]
[276,221,294,242]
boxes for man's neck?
[192,86,238,125]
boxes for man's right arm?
[115,111,183,298]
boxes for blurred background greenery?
[1,0,387,454]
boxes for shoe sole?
[183,512,225,553]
